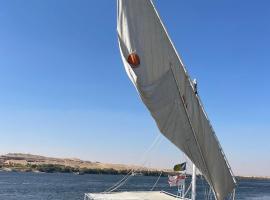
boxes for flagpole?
[192,164,196,200]
[232,189,236,200]
[182,174,186,198]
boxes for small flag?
[173,162,186,172]
[168,174,186,187]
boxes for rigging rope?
[104,171,132,193]
[184,181,192,198]
[150,171,162,191]
[103,134,162,193]
[108,175,133,192]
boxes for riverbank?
[0,153,169,176]
[0,153,269,180]
[0,163,166,176]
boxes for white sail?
[117,1,236,200]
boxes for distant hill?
[0,153,169,176]
[0,153,269,180]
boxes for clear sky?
[0,0,269,177]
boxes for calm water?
[0,172,269,200]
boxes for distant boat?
[131,172,143,177]
[85,0,237,199]
[74,171,84,175]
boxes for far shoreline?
[0,167,269,181]
[0,164,168,177]
[1,153,269,180]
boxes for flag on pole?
[173,162,187,172]
[168,174,186,187]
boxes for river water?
[0,172,269,200]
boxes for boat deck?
[85,191,189,200]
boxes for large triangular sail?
[117,0,236,199]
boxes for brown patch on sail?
[127,53,140,68]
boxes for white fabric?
[117,1,236,200]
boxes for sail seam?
[169,65,218,200]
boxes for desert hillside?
[1,153,269,180]
[0,153,168,175]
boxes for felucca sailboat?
[86,0,237,199]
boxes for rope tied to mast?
[103,134,162,193]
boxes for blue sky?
[0,0,269,177]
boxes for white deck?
[85,191,189,200]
